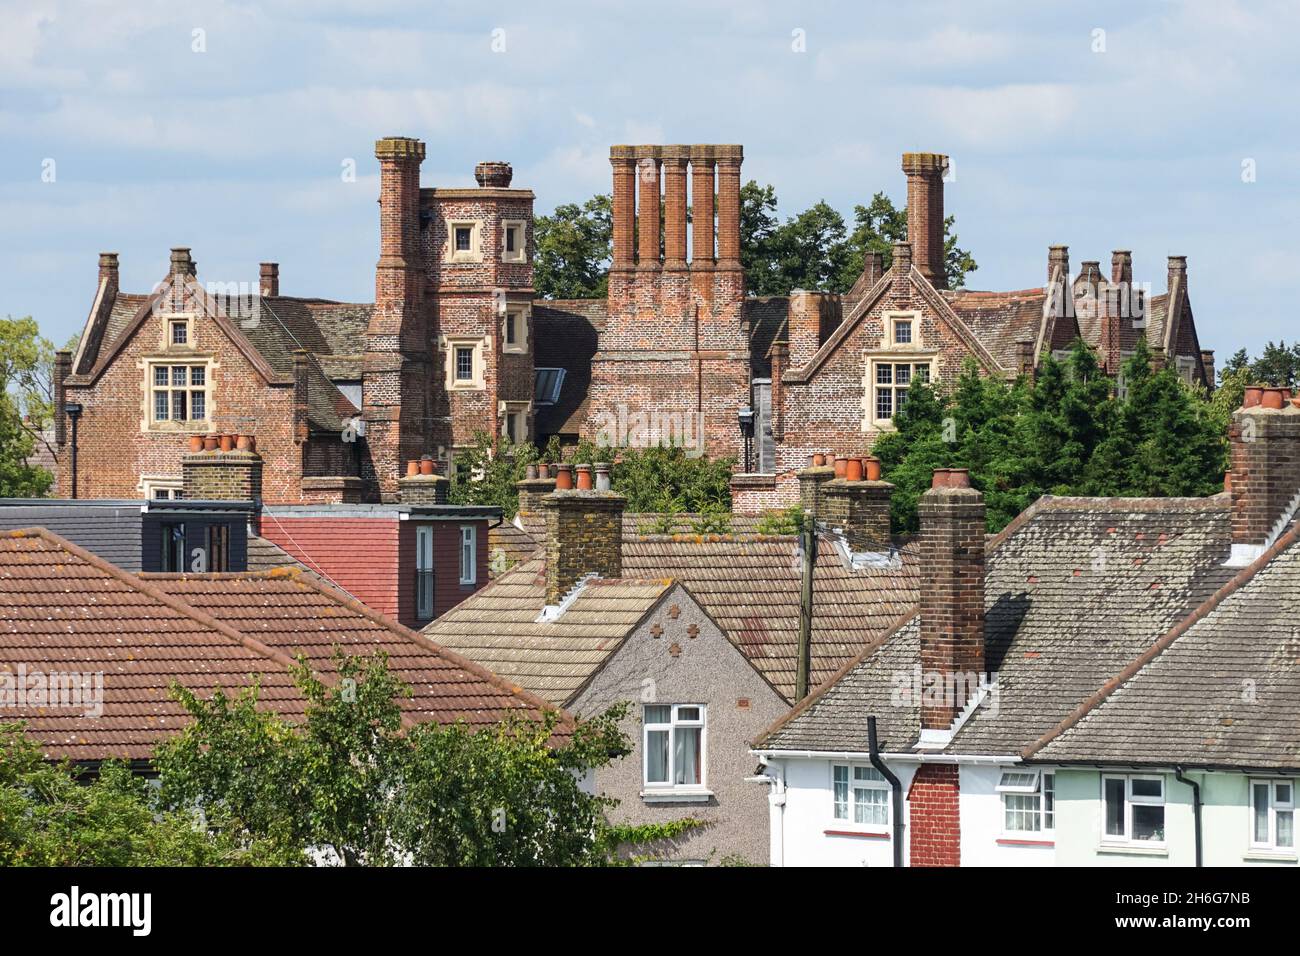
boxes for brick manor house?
[54,138,1212,505]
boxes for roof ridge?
[1020,522,1300,760]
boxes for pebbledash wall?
[570,583,787,867]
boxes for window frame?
[1249,778,1296,851]
[442,336,486,391]
[501,220,526,263]
[206,524,229,573]
[867,356,935,427]
[534,367,566,405]
[502,307,529,354]
[458,525,477,586]
[146,359,213,431]
[160,522,186,573]
[642,703,708,795]
[415,524,435,620]
[1101,773,1166,846]
[998,769,1055,835]
[830,762,891,829]
[446,219,483,263]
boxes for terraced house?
[752,390,1300,867]
[52,137,1210,512]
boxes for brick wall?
[181,450,262,501]
[1230,401,1300,544]
[908,763,961,866]
[543,490,625,604]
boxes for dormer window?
[535,368,566,405]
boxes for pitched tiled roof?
[532,300,605,436]
[1030,526,1300,771]
[423,561,673,706]
[622,533,918,701]
[487,522,542,576]
[756,495,1236,754]
[245,534,312,574]
[0,529,569,762]
[0,502,143,571]
[148,570,564,735]
[942,288,1046,371]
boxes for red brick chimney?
[901,152,948,289]
[690,147,715,268]
[259,262,279,297]
[99,252,119,296]
[636,149,661,271]
[610,146,636,272]
[366,136,429,501]
[715,146,743,272]
[542,489,626,606]
[662,146,689,271]
[918,468,985,735]
[787,290,837,369]
[1228,394,1300,564]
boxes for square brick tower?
[586,144,749,460]
[422,159,536,463]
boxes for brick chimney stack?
[715,146,743,272]
[1228,394,1300,564]
[901,152,948,289]
[1201,350,1216,389]
[366,136,429,501]
[822,470,894,551]
[690,147,716,268]
[662,146,689,271]
[182,440,263,503]
[259,262,279,297]
[542,489,626,605]
[1111,249,1132,286]
[918,468,985,733]
[99,252,119,296]
[636,150,661,271]
[610,147,636,271]
[169,247,192,279]
[1046,245,1071,319]
[788,290,837,369]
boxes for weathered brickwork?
[542,490,625,604]
[181,450,263,501]
[918,472,986,731]
[397,473,449,505]
[1230,400,1300,544]
[908,763,961,866]
[822,478,893,550]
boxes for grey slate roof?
[1032,527,1300,771]
[0,502,143,571]
[756,495,1236,755]
[246,534,312,574]
[532,299,605,436]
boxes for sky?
[2,0,1297,362]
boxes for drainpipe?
[868,715,904,868]
[795,514,816,699]
[1174,766,1202,867]
[65,403,83,499]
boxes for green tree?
[0,723,278,866]
[448,432,541,518]
[1249,340,1300,389]
[740,181,783,295]
[533,195,613,299]
[155,651,634,866]
[0,316,68,496]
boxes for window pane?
[1005,793,1041,832]
[506,314,516,344]
[876,389,893,420]
[644,705,670,725]
[1253,784,1271,843]
[1132,805,1164,842]
[456,347,473,380]
[895,364,911,386]
[1044,774,1055,829]
[674,726,701,785]
[853,766,884,783]
[190,366,205,386]
[154,390,169,421]
[646,729,668,783]
[833,767,848,820]
[914,364,931,383]
[896,387,908,412]
[455,227,471,251]
[172,322,187,344]
[190,391,206,420]
[172,390,187,421]
[677,706,701,722]
[154,366,168,387]
[894,320,911,344]
[171,366,187,386]
[1278,810,1294,848]
[1131,778,1162,800]
[1104,779,1126,837]
[854,785,888,825]
[506,228,516,252]
[875,364,892,385]
[1276,782,1293,807]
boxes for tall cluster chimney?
[918,468,985,736]
[901,152,948,289]
[366,136,429,500]
[259,262,279,297]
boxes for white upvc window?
[1102,774,1165,845]
[643,704,706,792]
[502,220,526,263]
[998,769,1055,834]
[502,307,529,354]
[415,525,435,620]
[458,525,477,586]
[832,764,890,826]
[141,477,183,500]
[1250,779,1295,851]
[148,361,211,427]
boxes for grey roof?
[745,297,790,377]
[1033,527,1300,771]
[246,534,311,574]
[423,561,673,706]
[941,288,1047,371]
[0,503,143,571]
[756,495,1237,755]
[531,299,605,436]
